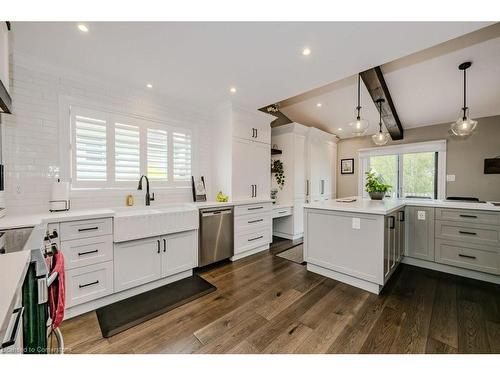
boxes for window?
[172,131,192,181]
[359,140,446,199]
[69,105,193,189]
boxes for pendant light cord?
[356,74,361,120]
[378,100,383,132]
[463,67,467,120]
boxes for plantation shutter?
[114,122,141,181]
[75,114,107,181]
[147,128,168,180]
[172,131,192,181]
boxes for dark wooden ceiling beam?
[360,66,404,140]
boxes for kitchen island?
[303,197,500,294]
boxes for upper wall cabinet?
[232,106,271,144]
[0,22,12,114]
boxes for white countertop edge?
[304,197,500,215]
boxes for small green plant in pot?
[272,159,285,190]
[365,170,391,200]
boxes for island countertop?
[304,197,500,215]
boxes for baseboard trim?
[64,270,193,319]
[231,244,270,261]
[307,263,382,295]
[401,256,500,285]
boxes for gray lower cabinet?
[406,206,435,261]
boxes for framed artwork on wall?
[341,158,354,174]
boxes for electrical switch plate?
[352,217,361,229]
[446,174,456,182]
[417,211,426,220]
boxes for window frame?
[357,140,447,199]
[60,96,196,192]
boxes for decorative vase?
[369,192,385,200]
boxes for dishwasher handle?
[201,208,232,217]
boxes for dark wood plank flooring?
[60,250,500,354]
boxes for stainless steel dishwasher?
[199,207,234,267]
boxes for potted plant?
[272,159,285,190]
[365,170,391,200]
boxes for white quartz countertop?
[0,250,31,342]
[304,197,500,215]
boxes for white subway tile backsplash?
[3,59,213,215]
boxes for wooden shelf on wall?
[271,148,282,155]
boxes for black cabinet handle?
[78,249,99,256]
[460,214,478,218]
[248,219,263,224]
[248,206,263,211]
[389,216,395,229]
[459,230,477,236]
[255,184,257,197]
[459,254,477,259]
[79,280,99,288]
[399,211,405,222]
[1,307,24,349]
[157,239,161,254]
[278,211,287,214]
[255,128,258,138]
[78,226,99,232]
[248,235,263,242]
[306,180,309,196]
[163,238,167,252]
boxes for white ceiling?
[281,24,500,138]
[10,22,491,112]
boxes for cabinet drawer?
[435,239,499,275]
[60,218,113,241]
[435,220,500,247]
[272,206,293,218]
[234,202,272,216]
[65,261,113,307]
[435,208,500,225]
[61,235,113,270]
[234,227,271,255]
[235,211,271,233]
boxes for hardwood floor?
[60,250,500,354]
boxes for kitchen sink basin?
[113,204,199,242]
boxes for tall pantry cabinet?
[271,123,337,240]
[212,103,274,201]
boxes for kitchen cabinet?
[232,138,270,200]
[0,22,11,114]
[406,206,435,261]
[233,202,272,260]
[384,213,399,282]
[114,230,197,292]
[213,103,273,201]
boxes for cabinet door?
[384,215,397,282]
[114,236,162,292]
[233,108,271,144]
[232,138,253,200]
[253,141,271,199]
[398,210,406,262]
[406,206,435,261]
[162,231,197,277]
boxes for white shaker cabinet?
[162,230,198,277]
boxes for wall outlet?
[446,174,456,182]
[417,211,426,220]
[352,217,361,229]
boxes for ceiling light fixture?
[348,74,369,136]
[338,128,343,131]
[146,83,153,88]
[372,98,389,146]
[77,24,89,33]
[302,47,311,56]
[451,61,477,136]
[316,103,322,108]
[229,87,237,93]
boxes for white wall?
[3,54,213,214]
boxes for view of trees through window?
[368,152,437,199]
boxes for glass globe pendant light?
[349,74,369,136]
[451,61,477,136]
[372,98,389,146]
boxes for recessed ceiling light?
[302,47,311,56]
[338,128,343,131]
[77,24,89,33]
[316,103,322,108]
[146,83,153,88]
[230,87,237,93]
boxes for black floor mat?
[96,275,216,338]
